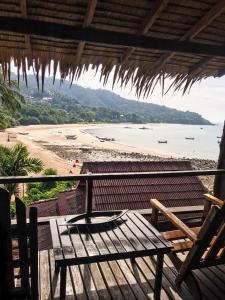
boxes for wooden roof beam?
[121,0,169,64]
[2,18,225,57]
[20,0,32,60]
[75,0,97,65]
[152,0,225,74]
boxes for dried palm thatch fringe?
[0,53,217,97]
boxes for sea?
[86,123,224,160]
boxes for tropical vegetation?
[0,143,43,197]
[10,73,211,126]
[0,70,25,128]
[25,168,74,202]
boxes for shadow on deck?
[39,250,225,300]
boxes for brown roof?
[1,1,225,95]
[29,160,206,250]
[81,161,207,211]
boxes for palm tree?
[0,70,25,128]
[0,143,43,197]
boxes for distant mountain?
[16,74,211,125]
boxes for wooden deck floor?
[39,250,225,300]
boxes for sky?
[73,68,225,124]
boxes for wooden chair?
[150,193,225,297]
[0,188,38,299]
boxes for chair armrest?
[150,198,198,242]
[204,193,223,207]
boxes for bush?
[26,168,75,202]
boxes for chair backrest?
[0,188,38,299]
[184,201,225,270]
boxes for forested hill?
[15,74,211,125]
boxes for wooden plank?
[70,265,87,300]
[0,188,14,297]
[176,206,223,285]
[98,261,124,299]
[121,214,156,250]
[3,17,225,57]
[121,0,169,63]
[116,216,146,251]
[159,255,194,300]
[88,263,111,300]
[29,206,38,300]
[78,226,100,257]
[39,250,51,300]
[79,264,100,300]
[88,226,110,255]
[49,219,63,261]
[116,259,148,300]
[75,0,97,65]
[15,198,30,294]
[204,193,224,207]
[150,199,198,242]
[172,240,193,253]
[48,249,75,299]
[125,257,170,300]
[181,0,225,41]
[214,121,225,200]
[49,249,61,299]
[149,0,225,75]
[57,218,76,260]
[205,223,225,260]
[129,213,168,249]
[139,0,169,35]
[67,225,88,259]
[162,227,201,241]
[108,220,134,253]
[135,212,174,248]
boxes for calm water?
[86,124,224,160]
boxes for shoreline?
[1,123,217,190]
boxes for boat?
[158,140,167,144]
[139,126,148,130]
[65,135,77,140]
[185,137,195,140]
[217,136,222,139]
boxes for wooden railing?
[0,169,225,214]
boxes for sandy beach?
[2,124,217,190]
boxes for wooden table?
[50,212,171,300]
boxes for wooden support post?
[0,188,14,298]
[154,254,164,300]
[29,207,38,300]
[86,179,93,214]
[151,205,159,227]
[214,121,225,200]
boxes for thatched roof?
[1,0,225,96]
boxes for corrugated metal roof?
[82,161,207,211]
[28,160,207,250]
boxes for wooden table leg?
[154,254,164,300]
[60,266,67,300]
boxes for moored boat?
[158,140,167,143]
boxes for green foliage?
[26,168,75,202]
[14,74,211,125]
[0,143,43,196]
[42,168,57,190]
[0,70,25,128]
